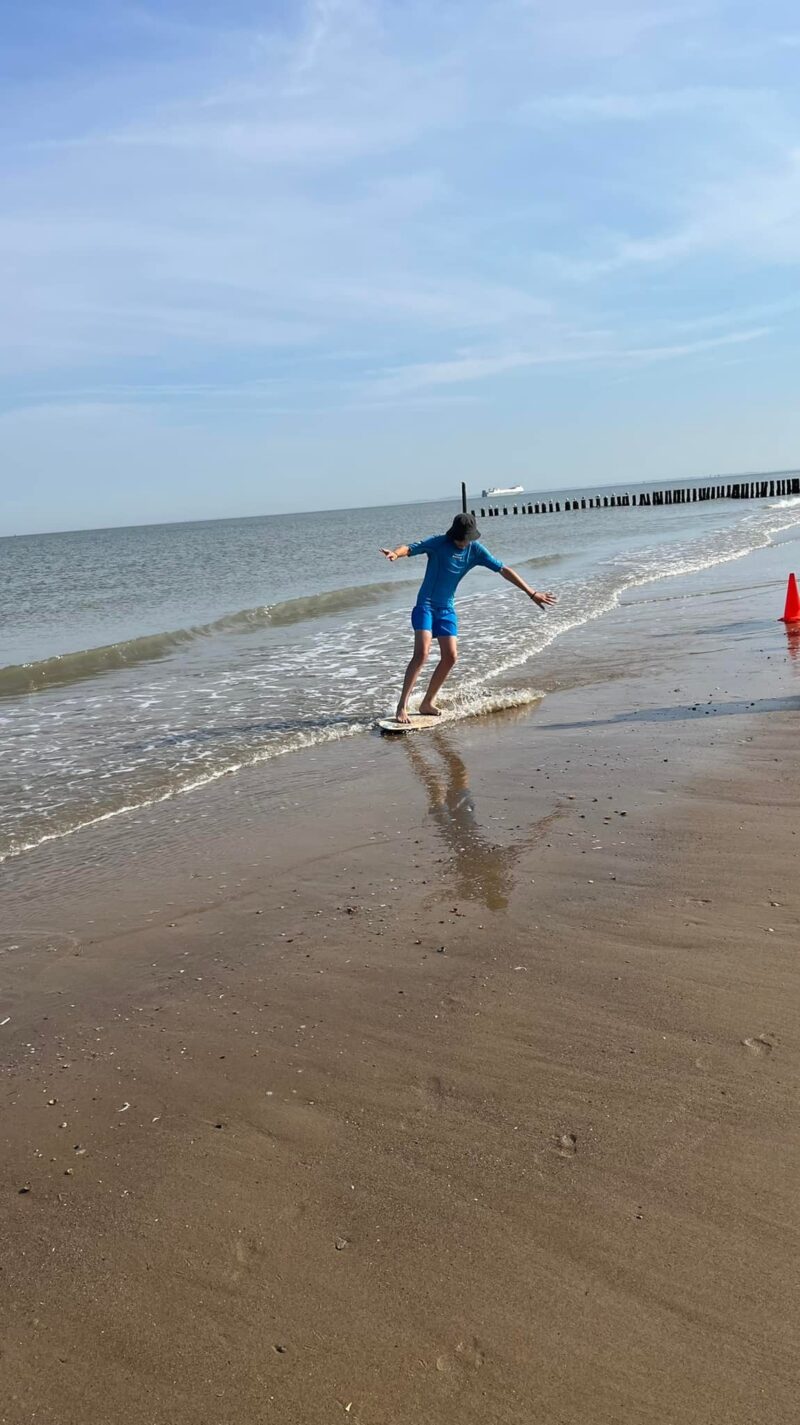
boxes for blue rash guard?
[407,534,504,636]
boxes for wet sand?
[2,544,800,1424]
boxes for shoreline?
[4,496,800,866]
[3,541,800,1423]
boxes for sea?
[3,480,800,863]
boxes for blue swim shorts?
[411,604,458,638]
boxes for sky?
[2,0,800,534]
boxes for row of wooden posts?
[460,475,800,519]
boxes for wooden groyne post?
[469,473,800,519]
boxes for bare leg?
[396,630,432,722]
[419,636,458,715]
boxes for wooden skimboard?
[377,713,445,735]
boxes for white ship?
[481,484,525,498]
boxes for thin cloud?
[101,115,419,164]
[368,327,771,395]
[611,150,800,269]
[1,0,798,415]
[520,87,768,124]
[516,1,707,60]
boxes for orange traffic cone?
[779,573,800,623]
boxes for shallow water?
[2,484,800,860]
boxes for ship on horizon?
[481,484,525,498]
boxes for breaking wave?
[0,579,415,698]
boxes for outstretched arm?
[381,544,410,562]
[501,566,557,609]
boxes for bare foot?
[395,705,411,724]
[418,702,442,717]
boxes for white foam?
[5,493,800,863]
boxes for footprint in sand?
[556,1132,578,1157]
[742,1034,777,1057]
[277,1199,309,1227]
[421,1074,448,1109]
[455,1337,485,1369]
[232,1232,265,1282]
[435,1336,485,1382]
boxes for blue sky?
[3,0,800,533]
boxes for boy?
[381,512,556,723]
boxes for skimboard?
[377,713,446,735]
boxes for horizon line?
[3,466,799,540]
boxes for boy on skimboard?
[381,512,556,724]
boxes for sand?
[2,544,800,1423]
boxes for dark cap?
[446,512,480,543]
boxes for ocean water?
[3,483,800,861]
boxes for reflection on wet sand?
[785,624,800,667]
[403,731,524,911]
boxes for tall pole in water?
[461,481,468,514]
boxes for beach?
[3,531,800,1424]
[4,489,799,863]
